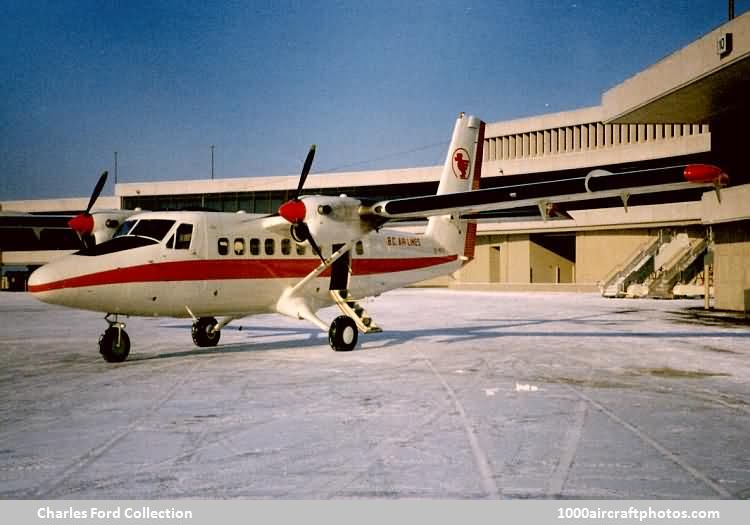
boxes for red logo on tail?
[452,148,470,180]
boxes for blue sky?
[1,0,747,200]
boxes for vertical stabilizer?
[425,113,485,260]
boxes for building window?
[234,238,245,256]
[250,238,260,256]
[264,238,275,255]
[218,238,229,256]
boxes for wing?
[363,164,728,220]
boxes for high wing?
[363,164,729,221]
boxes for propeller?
[278,145,325,262]
[69,171,108,248]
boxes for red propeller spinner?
[278,199,306,224]
[68,213,95,235]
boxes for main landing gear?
[99,314,130,363]
[328,315,358,352]
[191,316,221,347]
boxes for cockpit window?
[174,224,193,249]
[113,220,137,238]
[121,219,175,242]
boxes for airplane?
[26,113,729,362]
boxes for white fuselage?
[28,211,462,319]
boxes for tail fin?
[425,113,485,260]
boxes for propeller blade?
[86,171,108,214]
[307,233,325,263]
[291,222,325,263]
[294,145,316,199]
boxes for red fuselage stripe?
[28,256,458,293]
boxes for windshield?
[113,219,176,242]
[113,219,136,238]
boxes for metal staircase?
[646,237,709,298]
[600,237,661,297]
[330,290,382,333]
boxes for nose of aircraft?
[27,263,62,302]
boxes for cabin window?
[296,243,307,256]
[281,238,291,255]
[234,238,245,255]
[250,238,260,256]
[355,240,364,256]
[175,224,193,250]
[218,237,229,256]
[264,238,275,255]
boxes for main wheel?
[99,327,131,363]
[328,315,358,352]
[192,317,221,347]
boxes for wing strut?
[275,241,355,331]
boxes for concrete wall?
[713,221,750,312]
[575,229,653,284]
[455,234,532,283]
[529,242,574,283]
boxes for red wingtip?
[683,164,729,186]
[68,213,94,234]
[278,199,306,224]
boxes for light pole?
[210,145,215,180]
[114,151,118,185]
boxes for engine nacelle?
[300,195,372,245]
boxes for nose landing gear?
[191,316,221,347]
[99,314,130,363]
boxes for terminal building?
[3,12,750,311]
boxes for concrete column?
[629,124,637,144]
[501,136,509,160]
[536,131,543,157]
[487,138,496,161]
[573,125,581,151]
[508,136,515,159]
[523,133,530,157]
[543,130,551,155]
[580,125,588,150]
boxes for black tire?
[192,317,220,347]
[328,315,358,352]
[99,327,131,363]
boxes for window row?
[217,237,365,257]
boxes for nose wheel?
[99,315,130,363]
[192,317,221,347]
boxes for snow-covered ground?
[1,289,749,499]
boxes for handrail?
[599,236,661,293]
[648,237,708,293]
